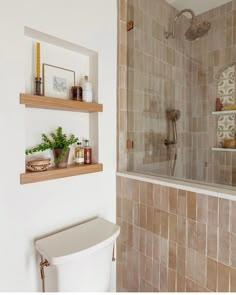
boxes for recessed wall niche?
[22,27,100,175]
[216,64,236,147]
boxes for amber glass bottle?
[84,140,92,164]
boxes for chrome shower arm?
[165,8,196,39]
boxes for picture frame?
[42,64,75,99]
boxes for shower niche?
[212,64,236,151]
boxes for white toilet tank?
[35,217,120,292]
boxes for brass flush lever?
[40,259,50,293]
[112,244,116,262]
[40,259,50,280]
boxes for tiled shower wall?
[116,176,236,292]
[117,0,128,171]
[191,2,236,185]
[126,0,193,178]
[117,0,236,292]
[119,0,236,186]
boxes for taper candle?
[36,42,41,79]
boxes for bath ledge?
[116,171,236,201]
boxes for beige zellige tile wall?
[116,176,236,292]
[117,0,128,171]
[117,0,236,292]
[192,1,236,185]
[119,0,236,186]
[125,0,193,178]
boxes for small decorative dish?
[26,158,51,172]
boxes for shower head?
[166,109,181,122]
[185,20,211,41]
[164,9,211,41]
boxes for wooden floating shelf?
[20,163,103,185]
[20,93,103,113]
[212,110,236,116]
[211,148,236,152]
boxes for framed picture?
[43,64,75,99]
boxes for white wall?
[0,0,117,291]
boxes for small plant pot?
[53,148,70,168]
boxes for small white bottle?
[82,76,93,102]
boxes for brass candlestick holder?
[35,77,42,96]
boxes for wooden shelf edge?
[20,163,103,185]
[20,93,103,113]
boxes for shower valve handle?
[164,139,176,146]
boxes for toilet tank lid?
[35,218,120,265]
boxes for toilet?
[35,217,120,292]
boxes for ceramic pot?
[223,139,236,149]
[53,148,70,168]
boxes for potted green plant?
[25,127,78,168]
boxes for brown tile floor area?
[117,176,236,292]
